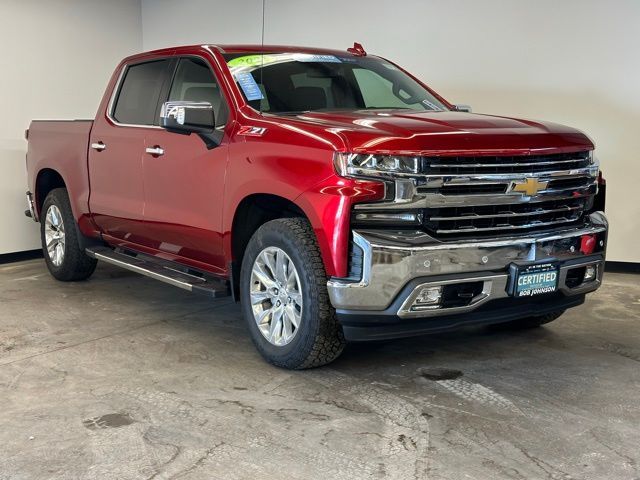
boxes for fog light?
[415,286,442,306]
[584,264,597,282]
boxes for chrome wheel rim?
[44,205,65,267]
[250,246,303,347]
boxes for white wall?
[142,0,640,263]
[0,0,142,255]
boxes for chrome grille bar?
[434,214,583,234]
[429,204,583,221]
[421,183,597,206]
[420,166,599,185]
[429,158,588,168]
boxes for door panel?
[141,132,228,271]
[88,59,172,244]
[140,57,230,272]
[88,125,147,244]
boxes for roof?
[120,44,372,67]
[135,43,366,58]
[211,44,357,56]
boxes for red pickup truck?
[25,43,608,369]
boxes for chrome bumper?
[327,211,608,316]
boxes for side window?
[168,58,229,127]
[112,60,171,125]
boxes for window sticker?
[227,53,342,77]
[382,63,398,70]
[227,54,277,69]
[235,72,264,101]
[292,54,341,63]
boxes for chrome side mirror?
[160,101,215,134]
[454,104,472,113]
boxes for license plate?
[515,263,559,297]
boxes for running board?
[86,247,230,298]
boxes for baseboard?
[605,261,640,274]
[0,249,43,265]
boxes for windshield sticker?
[382,63,398,70]
[228,53,342,75]
[235,72,264,101]
[292,54,341,63]
[227,54,278,69]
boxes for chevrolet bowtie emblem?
[510,177,548,196]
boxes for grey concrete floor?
[0,259,639,480]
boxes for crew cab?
[25,43,608,369]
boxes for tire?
[490,310,565,331]
[40,188,97,281]
[240,218,345,369]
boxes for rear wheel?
[240,218,345,369]
[491,310,565,331]
[40,188,97,281]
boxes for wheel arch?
[229,193,310,300]
[35,168,66,216]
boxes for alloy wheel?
[250,246,303,346]
[44,204,66,267]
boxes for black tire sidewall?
[240,221,326,367]
[40,188,96,281]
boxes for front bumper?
[327,211,608,341]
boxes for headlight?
[334,152,420,178]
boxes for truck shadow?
[335,323,562,371]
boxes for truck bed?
[26,119,94,223]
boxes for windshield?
[223,52,447,114]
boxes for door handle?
[91,142,106,151]
[145,146,164,157]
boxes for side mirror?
[160,101,215,134]
[454,104,472,113]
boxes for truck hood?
[283,110,593,155]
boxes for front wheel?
[40,188,97,281]
[240,218,345,369]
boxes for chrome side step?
[86,247,230,298]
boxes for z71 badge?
[237,126,267,136]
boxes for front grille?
[425,198,586,235]
[425,151,592,175]
[421,151,597,238]
[352,150,599,239]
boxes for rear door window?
[112,59,171,125]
